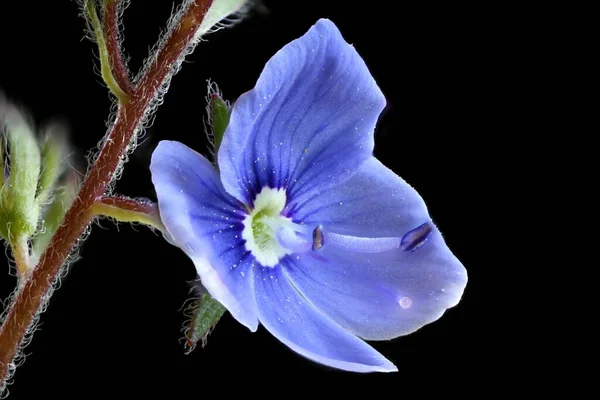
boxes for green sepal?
[206,83,231,161]
[37,122,68,205]
[184,291,226,354]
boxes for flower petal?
[283,226,468,341]
[254,265,397,373]
[218,18,386,205]
[150,140,258,331]
[281,156,467,340]
[289,156,430,238]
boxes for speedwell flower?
[150,19,467,372]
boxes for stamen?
[277,227,312,254]
[320,229,401,253]
[400,221,433,253]
[313,222,434,256]
[312,226,324,250]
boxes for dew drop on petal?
[135,197,153,206]
[400,221,433,253]
[399,296,412,309]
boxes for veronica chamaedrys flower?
[150,19,468,372]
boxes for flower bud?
[197,0,250,38]
[0,104,41,240]
[0,95,76,261]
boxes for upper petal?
[288,156,430,238]
[253,265,397,373]
[218,18,386,205]
[150,140,258,331]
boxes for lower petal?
[253,265,397,373]
[283,226,467,341]
[150,140,258,331]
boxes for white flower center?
[242,187,293,267]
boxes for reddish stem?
[104,0,134,95]
[0,0,213,386]
[98,195,157,214]
[92,196,165,232]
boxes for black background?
[1,0,492,397]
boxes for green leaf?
[37,122,68,205]
[31,172,79,264]
[0,128,5,188]
[0,101,9,240]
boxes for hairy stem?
[0,0,214,388]
[103,0,134,95]
[85,0,131,104]
[92,196,165,231]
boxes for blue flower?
[150,19,467,373]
